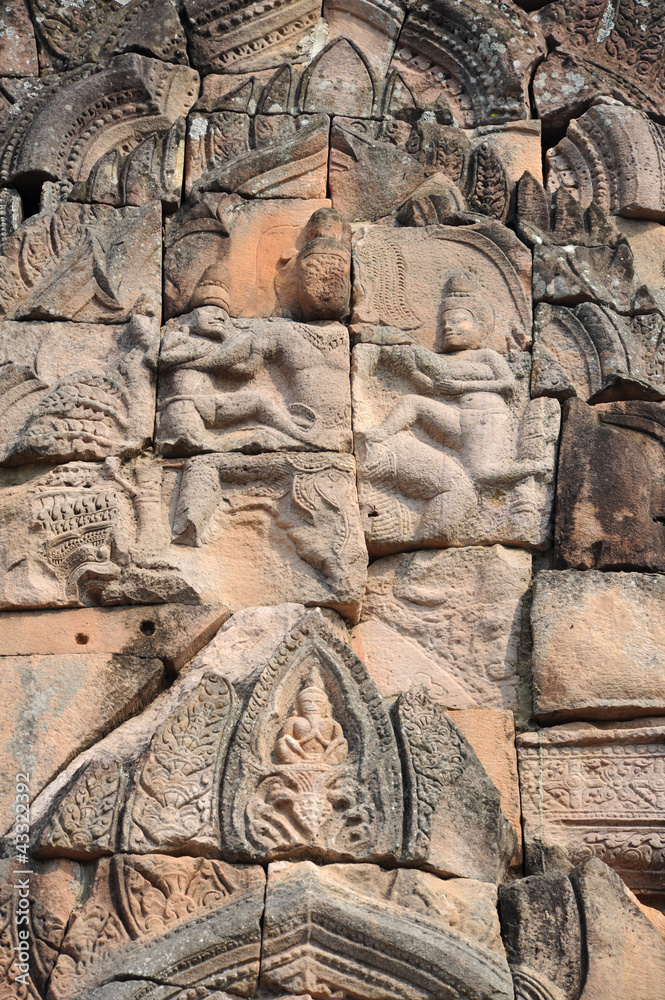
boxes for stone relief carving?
[0,316,159,464]
[221,612,403,861]
[27,0,189,71]
[518,721,665,900]
[351,222,533,352]
[156,308,352,456]
[395,685,517,883]
[352,281,559,553]
[0,200,162,324]
[48,855,265,1000]
[0,53,199,190]
[261,861,514,1000]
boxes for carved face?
[297,252,350,319]
[438,308,482,352]
[296,687,331,720]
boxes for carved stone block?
[352,544,531,709]
[547,104,665,222]
[156,310,352,455]
[261,860,514,1000]
[518,720,665,900]
[394,686,516,882]
[499,874,583,1000]
[27,0,189,72]
[48,856,265,999]
[323,0,405,80]
[389,0,545,126]
[0,317,159,465]
[353,345,559,553]
[0,53,199,190]
[531,241,644,314]
[350,222,532,353]
[555,398,665,572]
[531,302,665,403]
[0,453,367,617]
[181,0,323,75]
[163,194,330,320]
[184,111,329,199]
[0,651,163,838]
[221,611,403,863]
[0,858,85,999]
[532,0,665,123]
[330,118,541,224]
[571,856,665,1000]
[531,570,665,722]
[0,0,38,76]
[0,604,230,670]
[0,201,162,324]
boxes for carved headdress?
[189,262,232,312]
[440,273,494,336]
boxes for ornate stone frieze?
[518,721,665,899]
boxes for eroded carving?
[156,308,351,455]
[34,761,126,858]
[0,201,162,324]
[352,284,559,553]
[395,685,516,882]
[0,316,159,465]
[518,721,665,899]
[220,611,403,861]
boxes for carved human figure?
[158,270,350,453]
[294,208,352,321]
[364,276,548,488]
[275,683,348,766]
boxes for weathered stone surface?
[324,0,405,80]
[394,686,516,882]
[518,720,665,899]
[221,611,403,863]
[0,454,367,616]
[0,858,85,999]
[69,118,187,210]
[0,54,198,190]
[532,1,665,123]
[156,309,352,455]
[48,856,265,999]
[571,856,665,1000]
[353,545,531,709]
[0,604,230,669]
[0,1,38,77]
[555,398,665,572]
[531,302,665,403]
[0,201,162,324]
[547,104,665,222]
[261,860,514,1000]
[353,344,559,553]
[276,207,352,323]
[389,0,545,126]
[182,0,323,75]
[0,651,163,837]
[532,570,665,722]
[499,873,583,1000]
[449,709,522,871]
[184,111,329,199]
[351,222,532,353]
[163,194,330,320]
[330,118,540,224]
[0,317,159,465]
[28,0,189,71]
[517,171,623,249]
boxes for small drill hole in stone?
[140,620,156,636]
[75,633,89,645]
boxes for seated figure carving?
[275,684,349,766]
